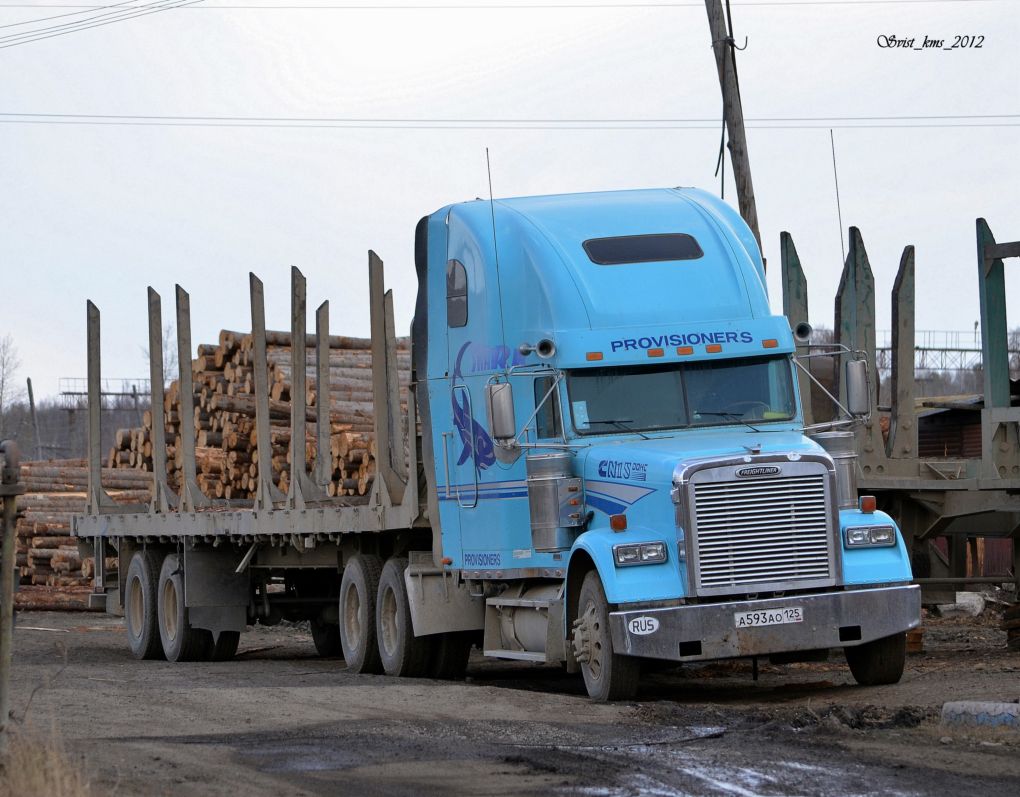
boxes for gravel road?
[7,608,1019,796]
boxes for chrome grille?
[691,473,833,594]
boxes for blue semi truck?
[75,187,920,701]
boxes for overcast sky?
[1,0,1017,400]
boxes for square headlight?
[845,526,896,547]
[869,526,896,546]
[613,542,667,566]
[846,527,871,546]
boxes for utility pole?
[705,0,761,255]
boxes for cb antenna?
[486,147,509,354]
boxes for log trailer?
[75,188,920,701]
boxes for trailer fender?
[183,544,250,635]
[404,565,484,637]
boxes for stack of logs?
[13,459,151,610]
[106,330,410,502]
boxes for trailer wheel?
[125,550,165,660]
[573,570,639,702]
[311,618,342,657]
[339,554,384,673]
[157,553,213,662]
[376,557,432,678]
[429,632,473,680]
[210,631,240,661]
[845,631,907,686]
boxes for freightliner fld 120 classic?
[75,188,920,701]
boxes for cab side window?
[446,260,468,328]
[534,375,562,439]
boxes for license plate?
[734,607,803,628]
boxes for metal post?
[289,268,308,508]
[314,301,331,489]
[26,378,41,461]
[0,440,25,755]
[147,288,175,512]
[86,301,113,515]
[705,0,761,253]
[175,286,210,511]
[369,252,407,505]
[780,232,812,426]
[888,246,917,458]
[250,274,285,511]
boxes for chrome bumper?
[609,584,921,662]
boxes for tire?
[429,632,473,680]
[124,549,165,660]
[311,618,343,658]
[210,631,240,661]
[339,554,384,674]
[845,631,907,686]
[574,570,639,702]
[157,553,214,662]
[376,557,432,678]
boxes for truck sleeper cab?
[416,187,919,700]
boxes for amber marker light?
[706,344,723,353]
[859,495,877,514]
[647,348,664,358]
[676,346,694,356]
[609,514,628,531]
[586,351,604,361]
[763,339,779,348]
[441,556,453,565]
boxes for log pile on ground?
[106,330,409,501]
[13,459,151,610]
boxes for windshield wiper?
[695,411,762,433]
[586,418,650,440]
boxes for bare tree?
[140,323,178,386]
[0,334,24,437]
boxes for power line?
[1,0,190,40]
[1,111,1016,122]
[0,0,138,29]
[0,0,201,48]
[0,0,1009,8]
[0,117,1017,129]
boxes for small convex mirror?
[486,382,516,442]
[845,359,870,417]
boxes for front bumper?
[609,584,921,662]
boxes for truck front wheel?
[845,631,907,686]
[573,571,639,702]
[339,554,384,673]
[125,549,164,660]
[156,553,213,662]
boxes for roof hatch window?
[582,233,704,265]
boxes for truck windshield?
[567,355,795,435]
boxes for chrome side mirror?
[486,382,516,442]
[845,359,870,417]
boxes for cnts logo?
[597,460,648,481]
[627,616,660,636]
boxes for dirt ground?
[6,604,1020,796]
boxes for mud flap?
[184,545,249,634]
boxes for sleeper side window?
[534,375,562,439]
[446,260,468,328]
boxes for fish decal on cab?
[452,342,496,471]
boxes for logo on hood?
[736,465,781,478]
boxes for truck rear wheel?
[377,557,432,678]
[429,632,473,680]
[311,618,342,657]
[574,570,639,702]
[845,631,907,686]
[339,554,384,673]
[210,631,240,661]
[157,553,213,662]
[125,549,164,660]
